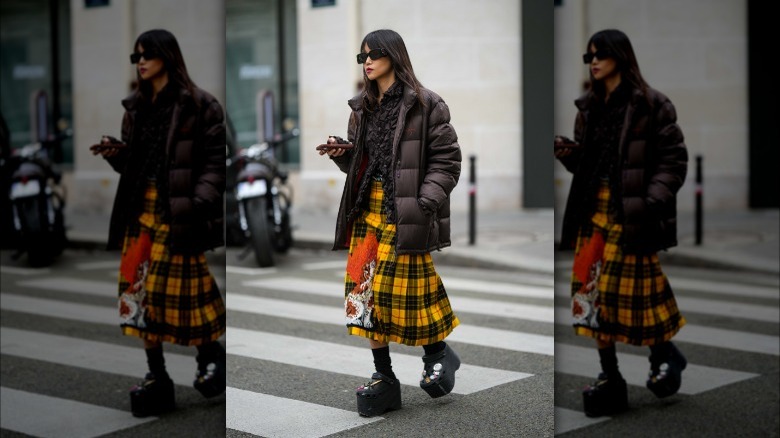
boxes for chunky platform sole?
[582,373,628,418]
[420,344,461,398]
[647,342,687,398]
[130,374,175,418]
[194,362,226,398]
[356,372,402,417]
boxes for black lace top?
[133,85,176,218]
[582,83,630,217]
[348,81,404,223]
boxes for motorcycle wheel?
[19,197,54,267]
[244,196,275,267]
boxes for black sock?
[649,342,672,365]
[422,341,446,356]
[371,346,395,379]
[598,345,621,379]
[145,345,169,380]
[196,342,225,372]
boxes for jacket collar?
[347,82,418,112]
[574,86,643,112]
[122,85,191,111]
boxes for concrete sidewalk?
[64,206,778,276]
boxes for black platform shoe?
[194,360,226,398]
[419,344,461,398]
[582,373,628,418]
[356,372,402,417]
[130,372,175,418]
[647,342,687,398]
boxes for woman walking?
[320,29,462,417]
[93,29,227,417]
[555,29,688,417]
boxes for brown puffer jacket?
[105,86,226,254]
[331,85,461,254]
[558,86,687,254]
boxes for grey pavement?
[63,204,778,276]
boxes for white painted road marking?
[554,285,780,323]
[553,307,780,356]
[242,277,554,323]
[554,344,758,395]
[17,277,116,298]
[0,327,199,386]
[227,294,555,356]
[554,407,610,435]
[226,387,380,438]
[227,327,533,395]
[0,387,154,438]
[247,277,552,300]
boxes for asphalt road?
[224,246,556,437]
[553,254,780,437]
[0,247,227,438]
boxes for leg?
[355,340,402,417]
[194,341,227,398]
[647,341,687,398]
[130,340,175,417]
[582,339,628,418]
[419,340,461,398]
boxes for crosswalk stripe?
[242,277,554,323]
[75,261,120,270]
[676,296,780,323]
[553,285,780,323]
[228,294,555,356]
[17,277,116,298]
[553,307,780,356]
[554,344,758,395]
[247,277,552,300]
[554,277,779,300]
[0,387,154,438]
[670,278,779,300]
[227,327,533,395]
[226,265,278,276]
[226,387,380,438]
[0,266,51,275]
[553,407,609,435]
[0,327,198,386]
[2,293,119,325]
[301,261,348,271]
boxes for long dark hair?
[586,29,648,101]
[133,29,196,102]
[359,29,424,110]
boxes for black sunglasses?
[130,50,160,64]
[356,48,388,64]
[582,48,613,64]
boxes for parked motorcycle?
[8,142,66,266]
[227,129,297,267]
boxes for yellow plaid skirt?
[344,180,459,346]
[570,181,685,346]
[118,182,226,346]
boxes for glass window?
[0,0,73,165]
[226,0,299,166]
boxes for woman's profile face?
[362,44,392,82]
[587,44,617,82]
[135,44,165,82]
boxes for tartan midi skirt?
[570,181,685,346]
[344,180,460,346]
[117,182,226,346]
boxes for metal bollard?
[468,155,476,246]
[695,155,703,245]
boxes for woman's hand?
[319,136,348,157]
[554,136,578,158]
[91,136,124,158]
